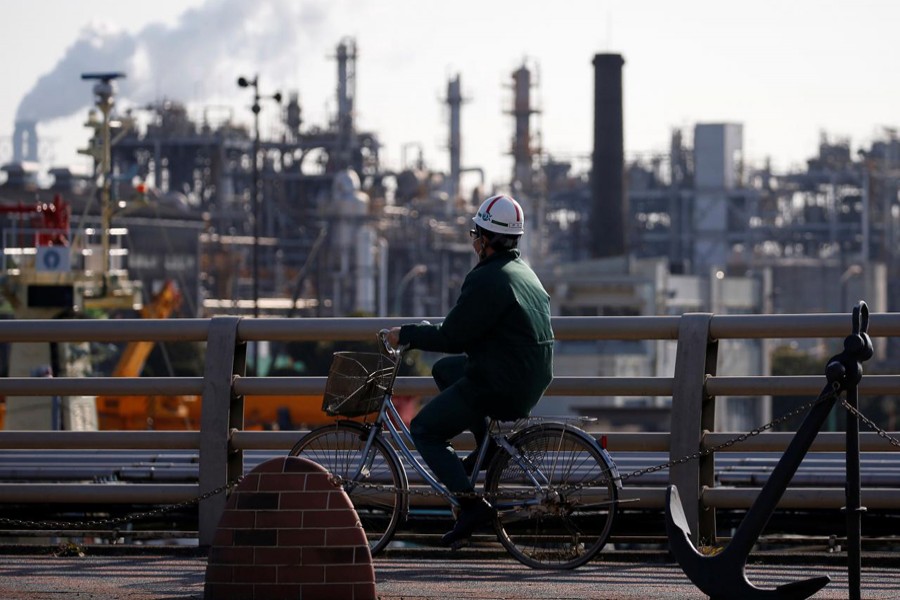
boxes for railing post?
[198,316,246,547]
[669,312,718,546]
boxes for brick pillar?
[204,456,375,600]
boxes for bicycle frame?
[365,335,462,506]
[368,389,560,512]
[367,333,530,508]
[378,394,461,502]
[365,331,615,511]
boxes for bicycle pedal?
[449,538,470,551]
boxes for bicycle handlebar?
[379,320,432,357]
[378,328,406,358]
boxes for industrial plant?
[1,37,898,432]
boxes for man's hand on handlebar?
[386,327,402,348]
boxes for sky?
[1,0,898,192]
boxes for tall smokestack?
[590,54,626,258]
[511,64,535,192]
[13,120,39,163]
[446,74,462,205]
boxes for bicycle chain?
[0,477,244,530]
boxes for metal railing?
[0,313,898,546]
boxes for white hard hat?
[472,194,524,236]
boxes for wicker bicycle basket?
[322,351,396,417]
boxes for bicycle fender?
[509,422,623,489]
[599,447,623,490]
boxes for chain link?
[0,477,244,530]
[842,399,900,448]
[614,389,836,485]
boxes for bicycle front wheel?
[485,424,617,569]
[289,422,405,555]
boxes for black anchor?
[666,301,873,599]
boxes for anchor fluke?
[666,485,830,600]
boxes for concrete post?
[669,313,718,545]
[198,316,245,547]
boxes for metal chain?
[842,399,900,448]
[0,477,244,530]
[328,385,840,500]
[613,389,836,485]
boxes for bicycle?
[289,330,622,569]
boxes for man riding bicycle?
[387,194,554,546]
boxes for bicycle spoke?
[486,425,617,569]
[290,423,404,556]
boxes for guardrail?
[0,313,899,546]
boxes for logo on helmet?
[472,194,525,235]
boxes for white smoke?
[15,0,336,122]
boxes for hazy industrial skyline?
[1,0,897,192]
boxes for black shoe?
[441,497,495,547]
[462,439,499,476]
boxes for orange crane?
[95,281,353,430]
[96,280,198,429]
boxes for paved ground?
[0,550,897,599]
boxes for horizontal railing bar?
[0,484,199,503]
[373,487,900,512]
[238,316,684,342]
[706,375,900,396]
[3,483,896,512]
[3,373,898,400]
[2,481,897,511]
[710,312,900,339]
[0,530,198,539]
[0,416,889,456]
[703,432,900,453]
[238,317,415,342]
[552,316,681,340]
[405,486,665,509]
[2,313,899,345]
[0,377,203,396]
[13,429,882,456]
[230,431,676,452]
[0,319,211,342]
[231,431,310,451]
[233,376,675,397]
[547,377,674,396]
[618,487,665,508]
[702,487,900,510]
[0,431,202,450]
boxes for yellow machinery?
[95,281,369,431]
[95,280,198,430]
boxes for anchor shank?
[727,384,839,558]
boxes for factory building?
[1,40,897,431]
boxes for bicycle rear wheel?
[485,424,617,569]
[289,421,405,555]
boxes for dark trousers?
[410,356,489,494]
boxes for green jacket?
[399,249,554,419]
